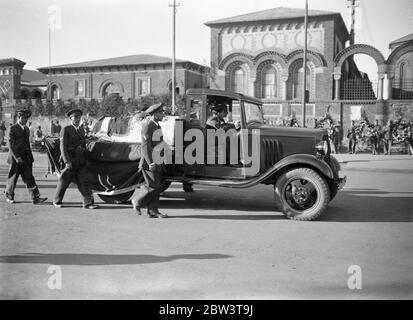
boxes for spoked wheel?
[274,168,330,221]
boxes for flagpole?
[48,26,51,100]
[302,0,308,128]
[169,0,179,115]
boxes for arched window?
[262,65,277,99]
[51,85,60,100]
[292,63,311,100]
[231,67,246,94]
[103,83,121,97]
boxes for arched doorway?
[32,89,42,99]
[20,88,30,100]
[334,44,386,100]
[103,83,121,97]
[51,84,60,100]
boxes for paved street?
[0,152,412,299]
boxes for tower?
[0,58,26,105]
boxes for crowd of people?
[346,117,413,155]
[278,111,413,155]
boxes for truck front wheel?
[274,168,330,221]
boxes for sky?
[0,0,412,79]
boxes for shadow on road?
[0,253,232,266]
[321,188,413,223]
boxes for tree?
[99,94,124,118]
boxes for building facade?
[0,58,47,106]
[37,54,209,102]
[205,7,413,128]
[206,8,350,101]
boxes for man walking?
[4,109,47,204]
[382,120,394,155]
[347,120,357,154]
[53,109,98,209]
[131,102,168,218]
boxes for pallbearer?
[5,109,47,204]
[53,108,98,209]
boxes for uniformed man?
[347,120,357,154]
[131,103,168,218]
[5,109,47,204]
[382,119,394,155]
[53,108,98,209]
[371,119,382,155]
[206,104,227,130]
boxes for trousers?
[54,166,94,205]
[132,167,162,210]
[5,162,40,200]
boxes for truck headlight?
[315,141,329,156]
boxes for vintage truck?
[46,89,346,221]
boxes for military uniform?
[5,109,46,204]
[382,122,394,155]
[347,124,357,154]
[131,103,167,217]
[53,109,95,208]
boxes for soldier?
[333,121,343,154]
[371,119,382,155]
[53,109,98,209]
[347,120,357,154]
[382,120,394,155]
[131,103,168,218]
[407,120,413,155]
[4,109,47,204]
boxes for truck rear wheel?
[274,168,330,221]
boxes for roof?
[389,33,413,46]
[21,69,47,82]
[205,7,340,26]
[38,54,189,71]
[0,58,26,66]
[186,88,263,105]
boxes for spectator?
[0,120,6,146]
[382,120,394,155]
[347,120,357,154]
[55,120,62,135]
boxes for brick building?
[205,7,413,127]
[37,54,209,101]
[0,58,47,105]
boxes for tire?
[274,168,330,221]
[98,191,134,204]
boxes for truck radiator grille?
[261,139,280,170]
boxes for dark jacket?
[139,119,162,170]
[60,124,87,167]
[7,123,34,165]
[206,116,225,130]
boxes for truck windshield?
[244,102,264,124]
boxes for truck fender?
[265,154,335,181]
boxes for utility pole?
[302,0,308,127]
[169,0,180,115]
[48,26,51,100]
[347,0,359,78]
[347,0,359,45]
